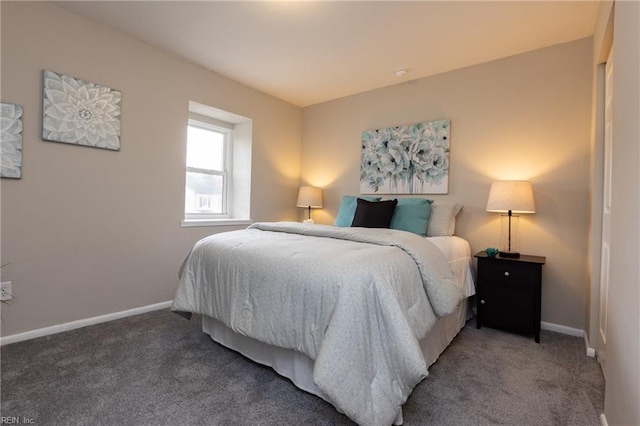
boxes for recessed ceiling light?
[395,68,407,77]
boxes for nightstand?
[475,252,546,343]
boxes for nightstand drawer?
[480,262,537,286]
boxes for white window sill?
[181,219,253,228]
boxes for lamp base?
[499,251,520,258]
[302,218,314,224]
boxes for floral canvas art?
[1,102,24,179]
[360,120,450,194]
[42,70,121,151]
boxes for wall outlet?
[0,281,12,301]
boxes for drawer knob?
[480,299,485,304]
[504,271,510,277]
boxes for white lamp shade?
[296,186,323,208]
[486,181,535,213]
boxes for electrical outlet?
[0,281,12,301]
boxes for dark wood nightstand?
[475,252,546,343]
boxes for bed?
[172,219,474,426]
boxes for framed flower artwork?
[1,102,23,179]
[360,120,450,194]
[42,70,121,151]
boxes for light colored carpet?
[1,310,604,425]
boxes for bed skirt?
[202,298,471,425]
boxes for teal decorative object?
[485,247,499,258]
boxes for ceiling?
[55,1,599,107]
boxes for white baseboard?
[0,300,173,346]
[540,321,583,336]
[540,321,596,357]
[600,413,608,426]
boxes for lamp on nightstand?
[486,181,535,258]
[296,186,323,224]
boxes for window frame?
[184,119,232,221]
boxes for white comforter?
[172,222,465,426]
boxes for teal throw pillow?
[389,198,434,236]
[334,195,382,227]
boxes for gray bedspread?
[172,222,464,426]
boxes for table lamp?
[486,181,535,258]
[296,186,323,224]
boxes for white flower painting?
[42,70,121,151]
[360,120,450,194]
[1,102,24,179]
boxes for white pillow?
[427,202,463,237]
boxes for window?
[184,121,230,219]
[182,101,253,227]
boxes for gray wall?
[0,2,302,336]
[301,39,594,330]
